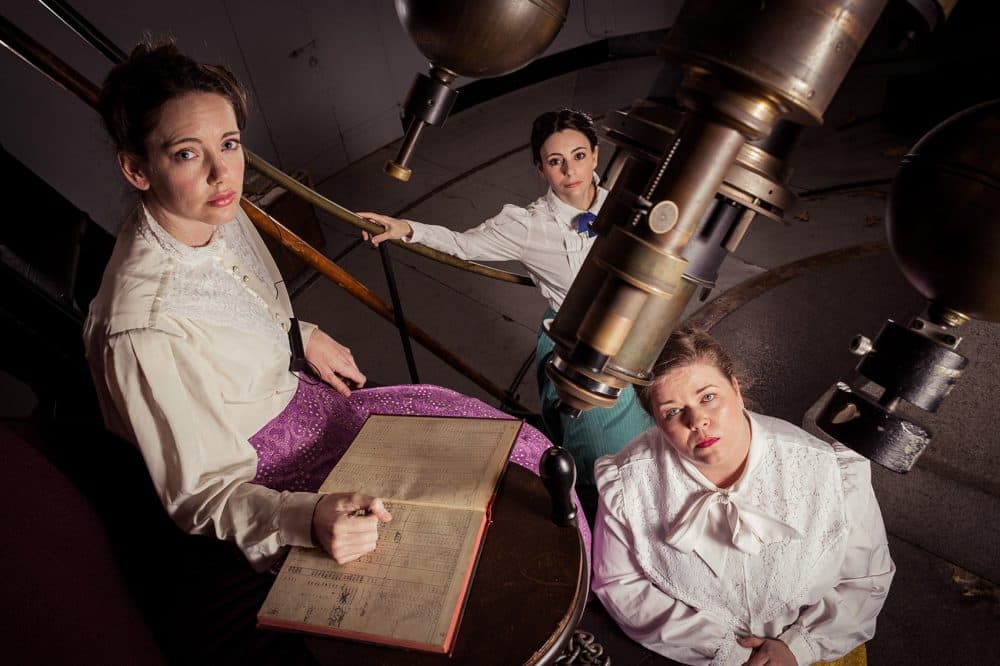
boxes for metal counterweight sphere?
[395,0,569,77]
[386,0,569,181]
[887,100,1000,322]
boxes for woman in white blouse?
[592,326,894,666]
[85,41,390,570]
[359,110,651,488]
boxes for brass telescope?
[546,0,889,415]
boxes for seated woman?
[591,327,894,666]
[359,109,651,489]
[83,40,587,578]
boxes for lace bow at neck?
[665,488,802,577]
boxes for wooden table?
[307,463,589,665]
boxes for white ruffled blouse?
[592,412,895,666]
[84,204,321,570]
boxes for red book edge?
[439,416,522,656]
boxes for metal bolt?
[849,335,872,356]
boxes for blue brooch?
[576,212,597,238]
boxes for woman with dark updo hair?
[360,108,652,491]
[85,39,390,571]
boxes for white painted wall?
[1,1,679,232]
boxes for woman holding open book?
[83,39,586,586]
[591,327,895,666]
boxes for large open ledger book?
[257,414,522,654]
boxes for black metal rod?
[394,118,427,171]
[378,243,420,384]
[37,0,126,63]
[506,347,535,406]
[0,14,100,107]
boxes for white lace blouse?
[592,412,895,666]
[84,204,321,569]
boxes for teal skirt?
[536,309,652,486]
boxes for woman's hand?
[358,211,413,246]
[312,492,393,564]
[304,329,365,396]
[738,636,796,666]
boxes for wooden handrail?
[241,200,528,411]
[0,14,99,107]
[245,153,534,286]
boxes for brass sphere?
[887,100,1000,322]
[394,0,569,77]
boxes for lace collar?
[663,413,803,576]
[138,203,229,262]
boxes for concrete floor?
[289,50,1000,664]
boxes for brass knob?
[384,160,412,183]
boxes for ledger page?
[259,502,483,651]
[320,415,521,509]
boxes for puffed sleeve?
[591,457,753,666]
[777,447,895,664]
[404,204,529,262]
[101,326,321,571]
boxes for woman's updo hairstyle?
[99,39,248,158]
[637,325,743,417]
[530,108,598,166]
